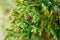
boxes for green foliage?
[4,0,60,40]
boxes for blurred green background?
[0,0,12,40]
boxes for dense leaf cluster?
[4,0,60,40]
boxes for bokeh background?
[0,0,13,40]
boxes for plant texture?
[4,0,60,40]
